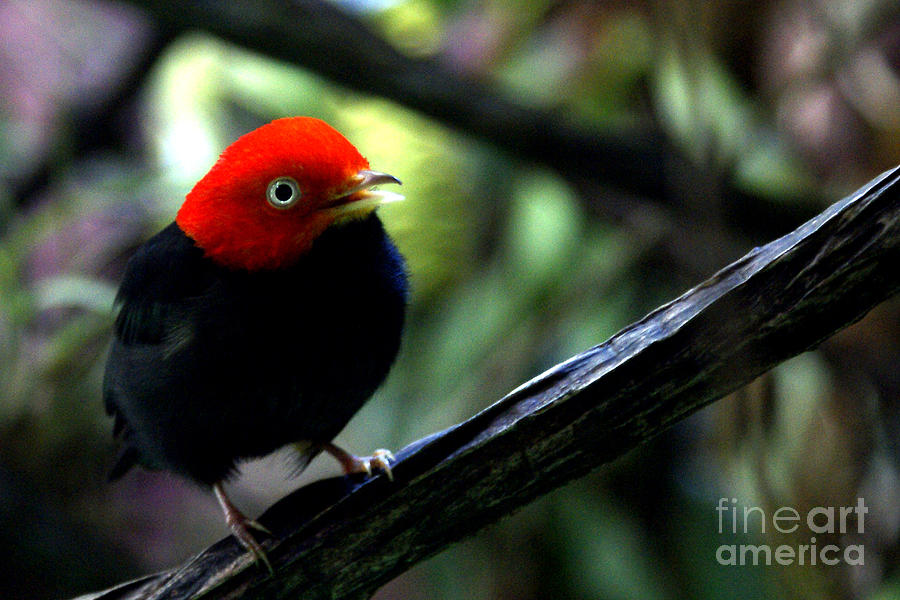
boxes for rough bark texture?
[72,164,900,599]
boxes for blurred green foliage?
[1,1,899,599]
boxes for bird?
[102,116,407,571]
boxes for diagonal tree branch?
[74,164,900,599]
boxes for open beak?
[322,169,404,220]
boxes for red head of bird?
[175,116,402,271]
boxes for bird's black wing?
[111,222,212,346]
[103,222,215,476]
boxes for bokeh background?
[1,1,899,598]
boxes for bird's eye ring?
[266,177,301,209]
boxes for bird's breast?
[173,215,407,453]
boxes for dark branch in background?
[73,163,900,599]
[127,0,662,191]
[123,0,824,243]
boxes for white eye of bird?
[266,177,301,209]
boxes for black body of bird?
[104,215,407,485]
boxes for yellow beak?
[322,169,404,220]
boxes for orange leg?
[213,482,273,574]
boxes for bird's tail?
[287,440,321,478]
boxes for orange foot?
[322,442,396,481]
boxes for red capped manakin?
[103,117,407,570]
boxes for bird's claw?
[322,443,396,481]
[358,448,395,481]
[224,512,274,574]
[245,517,272,536]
